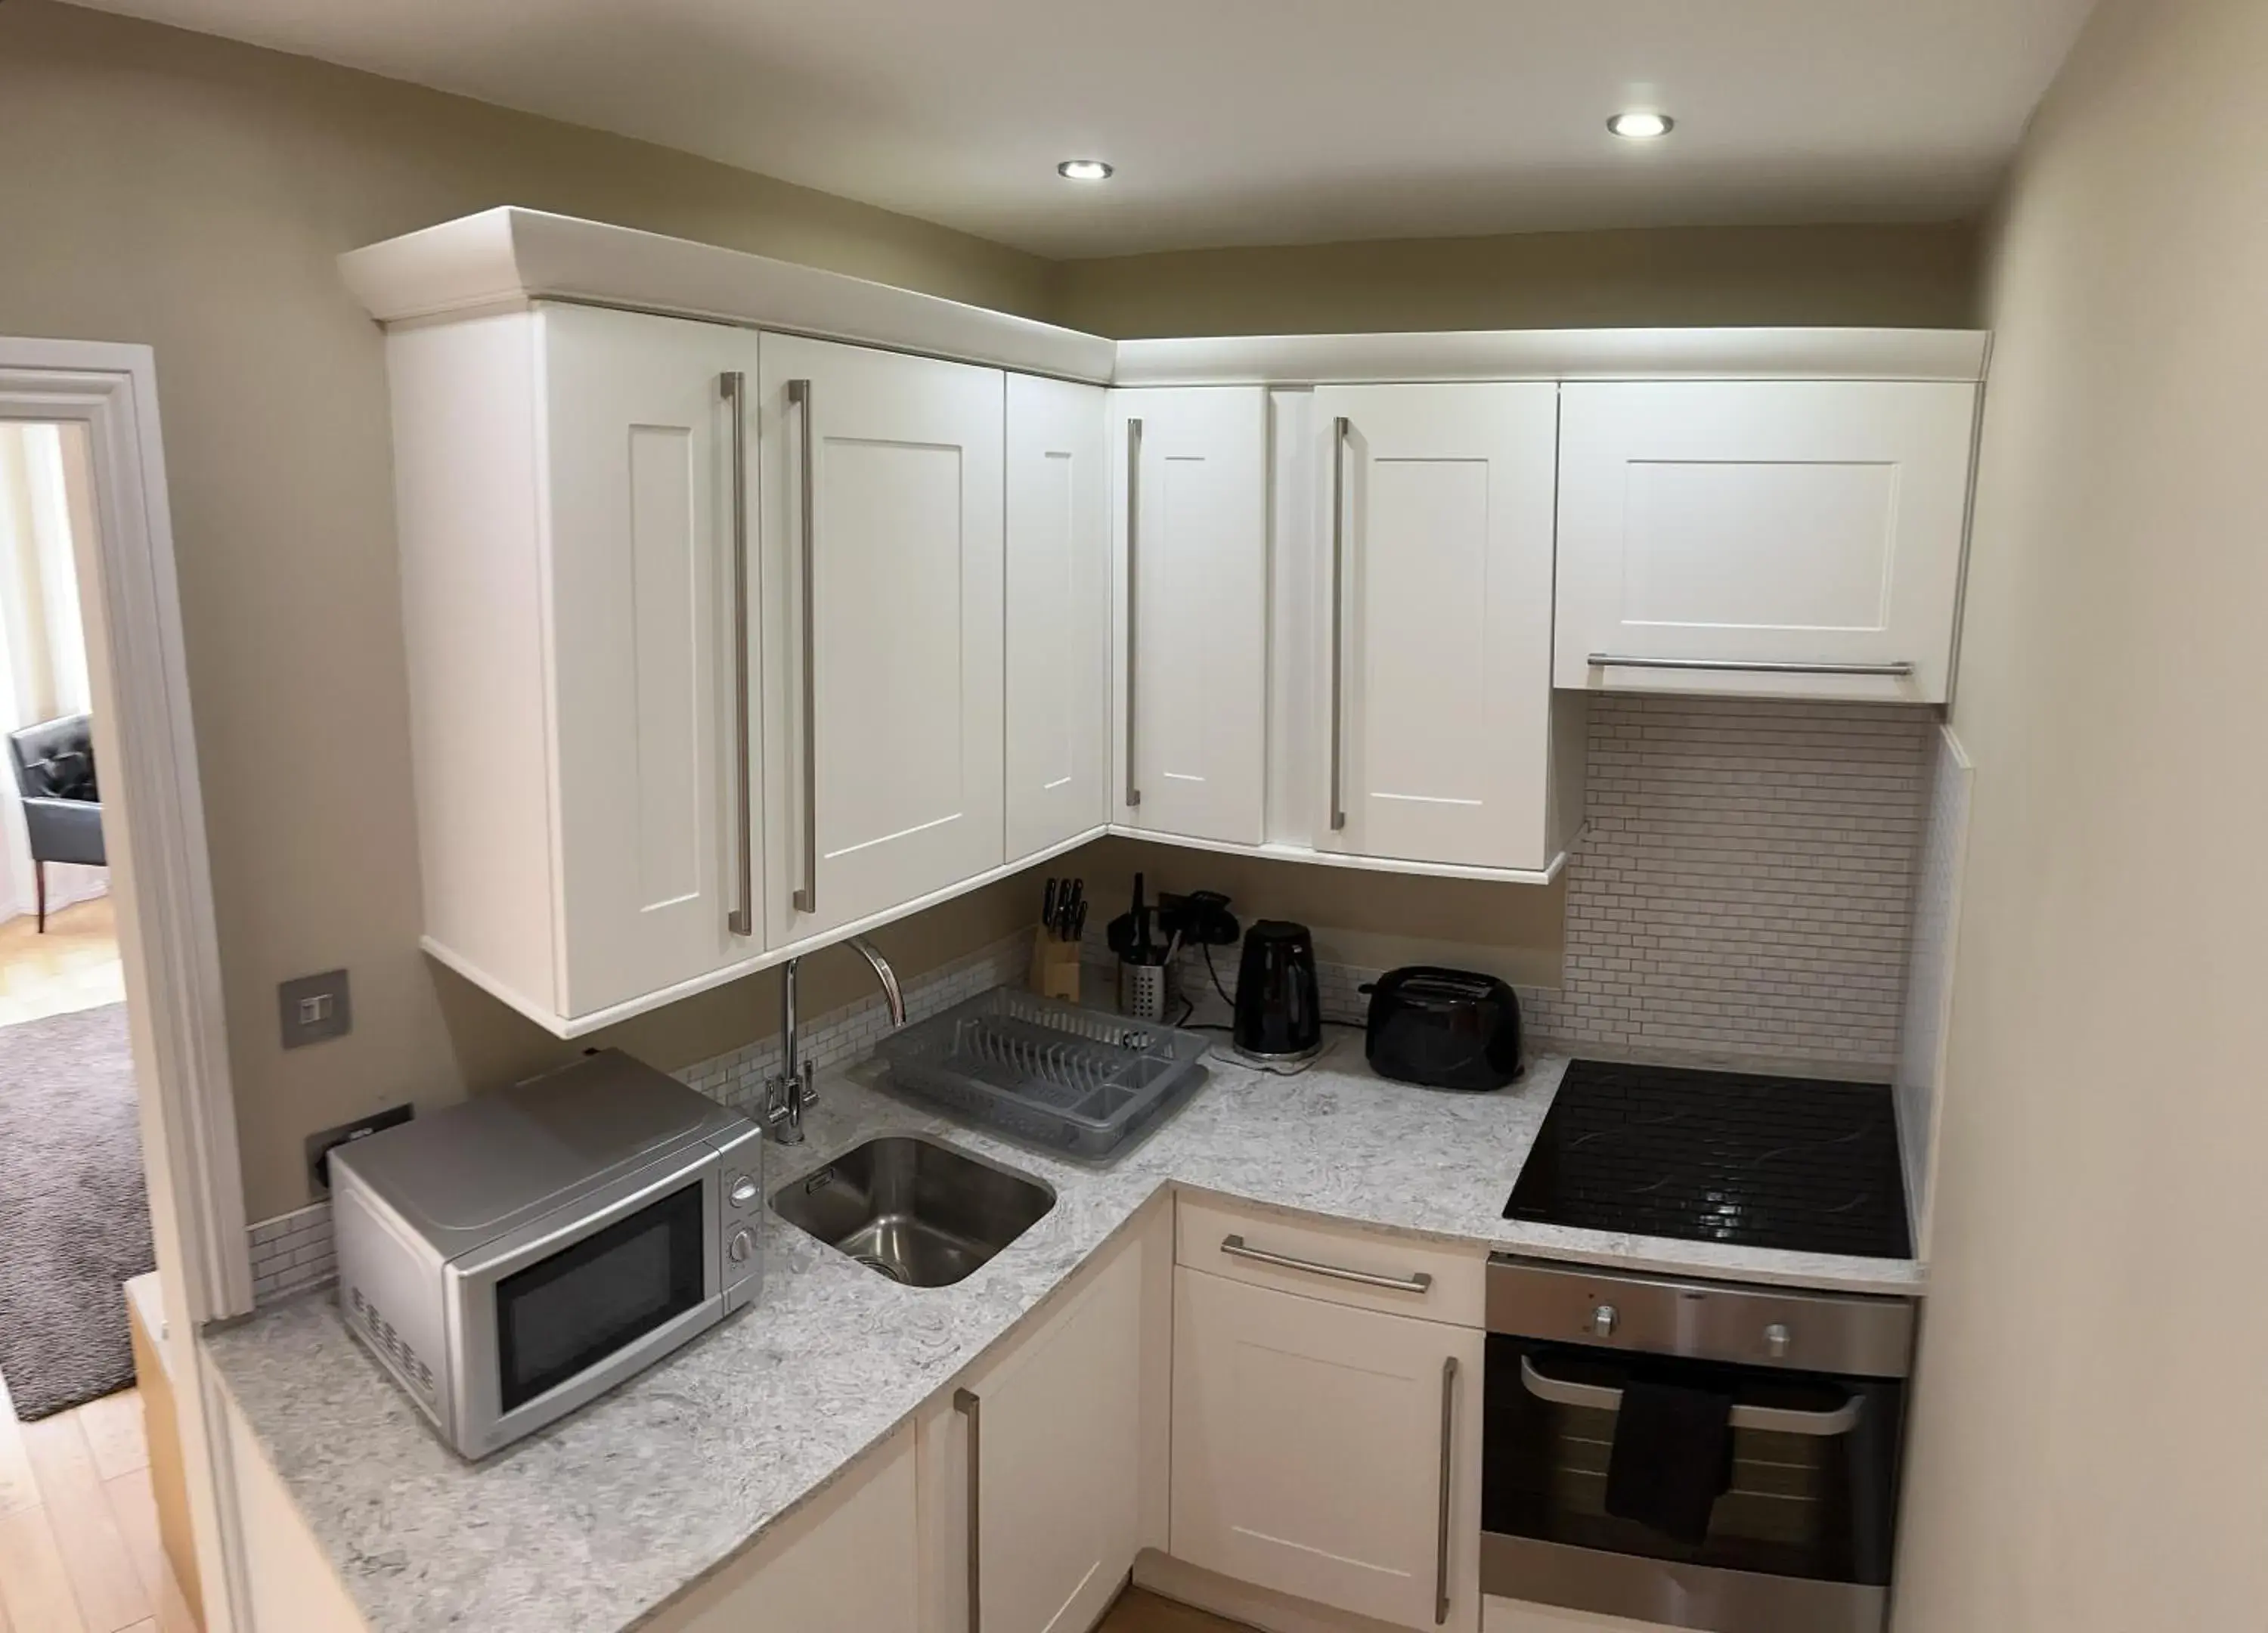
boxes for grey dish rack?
[873,987,1210,1160]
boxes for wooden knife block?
[1030,927,1082,1002]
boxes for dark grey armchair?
[7,713,106,931]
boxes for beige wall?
[0,0,1986,1225]
[1052,222,1981,338]
[1892,0,2268,1626]
[0,0,1054,1222]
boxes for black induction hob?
[1503,1059,1913,1260]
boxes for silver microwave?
[330,1051,763,1459]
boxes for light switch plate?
[278,968,352,1049]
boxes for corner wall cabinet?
[353,208,1990,1035]
[1109,386,1270,848]
[1554,380,1981,705]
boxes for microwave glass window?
[495,1181,706,1412]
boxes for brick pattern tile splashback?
[1523,695,1934,1073]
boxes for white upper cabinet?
[758,334,1006,943]
[1554,381,1980,703]
[1309,383,1566,872]
[389,303,761,1029]
[1005,375,1111,863]
[1110,387,1269,847]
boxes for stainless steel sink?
[771,1136,1055,1287]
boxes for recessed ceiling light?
[1606,111,1675,140]
[1058,159,1114,181]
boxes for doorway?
[0,417,197,1631]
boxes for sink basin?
[771,1136,1055,1287]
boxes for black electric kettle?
[1232,920,1322,1061]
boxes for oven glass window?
[1483,1335,1904,1586]
[495,1182,706,1413]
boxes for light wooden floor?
[0,1372,194,1633]
[0,895,124,1028]
[1096,1588,1253,1632]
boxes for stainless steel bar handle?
[1123,417,1143,810]
[722,371,754,938]
[1517,1355,1864,1436]
[954,1387,982,1633]
[1435,1356,1458,1627]
[1219,1233,1433,1294]
[1587,654,1916,678]
[789,377,819,916]
[1329,415,1350,833]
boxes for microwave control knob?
[729,1176,758,1208]
[1590,1303,1619,1339]
[728,1228,754,1264]
[1763,1322,1791,1359]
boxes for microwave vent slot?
[351,1284,436,1399]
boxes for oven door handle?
[1517,1356,1864,1437]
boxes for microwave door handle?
[1516,1355,1865,1438]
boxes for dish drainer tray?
[874,987,1210,1159]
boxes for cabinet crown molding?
[341,208,1989,388]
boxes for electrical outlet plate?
[305,1104,414,1197]
[278,968,352,1049]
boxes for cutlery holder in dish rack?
[873,987,1210,1159]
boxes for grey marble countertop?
[205,1041,1923,1633]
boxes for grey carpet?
[0,1002,154,1419]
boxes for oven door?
[1480,1334,1903,1633]
[446,1146,723,1457]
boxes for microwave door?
[447,1147,725,1458]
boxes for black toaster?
[1362,966,1523,1090]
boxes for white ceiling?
[70,0,2099,259]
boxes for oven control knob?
[1763,1322,1791,1359]
[728,1228,754,1264]
[729,1175,758,1208]
[1590,1303,1619,1339]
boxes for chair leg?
[35,860,45,933]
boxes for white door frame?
[0,337,255,1631]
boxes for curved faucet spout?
[847,935,906,1028]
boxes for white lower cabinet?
[919,1222,1150,1633]
[647,1426,921,1632]
[1171,1264,1486,1633]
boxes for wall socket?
[305,1104,414,1197]
[278,968,352,1049]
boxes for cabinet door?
[760,335,1005,940]
[926,1237,1145,1633]
[1554,381,1978,703]
[1005,374,1111,863]
[1111,388,1268,846]
[541,304,763,1018]
[1309,383,1558,870]
[1173,1266,1484,1632]
[649,1427,920,1632]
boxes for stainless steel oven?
[1482,1256,1916,1633]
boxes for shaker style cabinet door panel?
[1309,383,1560,871]
[1173,1267,1484,1632]
[1554,381,1978,703]
[1111,387,1269,847]
[759,334,1005,942]
[1005,374,1111,863]
[540,303,764,1015]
